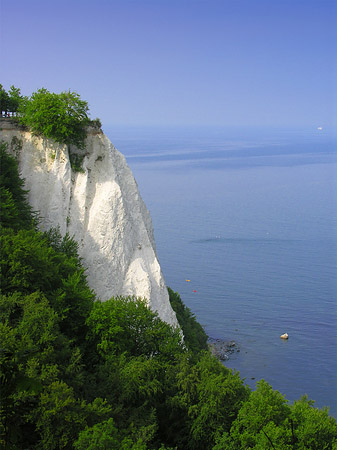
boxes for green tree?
[0,85,24,113]
[216,379,291,449]
[164,351,249,449]
[86,297,188,444]
[36,381,86,450]
[168,287,208,353]
[74,418,123,450]
[87,296,184,360]
[0,292,57,447]
[42,227,82,263]
[0,85,9,113]
[0,290,107,449]
[0,142,36,230]
[0,186,22,231]
[291,396,337,450]
[74,418,152,450]
[213,380,337,450]
[19,88,90,148]
[7,86,24,113]
[0,227,94,344]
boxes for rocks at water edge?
[209,338,240,361]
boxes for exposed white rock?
[0,119,178,327]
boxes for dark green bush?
[168,287,208,353]
[0,142,36,230]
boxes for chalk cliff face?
[0,119,178,327]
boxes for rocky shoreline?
[208,338,240,361]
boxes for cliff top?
[0,116,103,136]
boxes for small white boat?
[280,333,289,339]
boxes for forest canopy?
[0,141,336,449]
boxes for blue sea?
[104,125,337,417]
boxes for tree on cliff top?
[0,84,24,113]
[19,88,90,149]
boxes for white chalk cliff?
[0,119,178,327]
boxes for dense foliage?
[0,142,36,230]
[18,88,90,149]
[0,85,24,114]
[1,145,336,449]
[168,288,208,354]
[1,84,101,151]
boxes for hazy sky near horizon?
[1,0,336,128]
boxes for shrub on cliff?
[18,88,90,149]
[0,142,35,230]
[168,287,208,353]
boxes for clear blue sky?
[1,0,336,128]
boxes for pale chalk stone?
[0,121,178,327]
